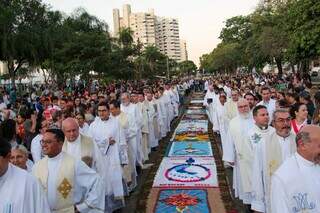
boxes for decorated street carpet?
[147,93,226,212]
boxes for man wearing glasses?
[251,109,296,213]
[33,128,105,213]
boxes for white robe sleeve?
[31,137,42,163]
[270,174,291,213]
[75,161,105,213]
[25,175,51,213]
[251,142,266,212]
[212,108,220,132]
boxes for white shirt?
[31,134,43,163]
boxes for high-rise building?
[130,11,156,46]
[180,40,188,62]
[112,9,120,37]
[112,4,187,62]
[155,17,181,61]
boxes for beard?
[239,112,250,119]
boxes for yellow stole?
[62,135,93,167]
[33,152,75,213]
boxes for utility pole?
[166,57,169,79]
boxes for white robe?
[212,101,229,155]
[88,117,125,199]
[251,132,296,212]
[121,103,144,167]
[146,100,158,148]
[33,152,105,213]
[0,164,50,213]
[223,114,255,204]
[79,123,90,136]
[153,98,165,139]
[31,134,43,163]
[63,135,105,179]
[158,95,170,135]
[163,89,175,121]
[271,153,320,213]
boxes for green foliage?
[201,0,320,76]
[178,60,197,75]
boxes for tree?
[178,60,197,75]
[0,0,49,86]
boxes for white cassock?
[172,87,180,117]
[223,114,254,204]
[224,85,232,98]
[33,152,105,213]
[111,112,137,192]
[137,101,150,161]
[88,117,125,212]
[158,95,170,135]
[251,131,296,212]
[150,99,162,142]
[121,103,144,167]
[79,123,90,136]
[212,101,229,154]
[163,90,174,123]
[203,90,216,123]
[257,99,276,124]
[31,134,43,163]
[0,164,50,213]
[146,100,158,148]
[271,152,320,213]
[62,134,105,178]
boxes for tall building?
[112,9,120,37]
[130,10,156,46]
[155,17,181,62]
[112,4,187,62]
[180,40,188,62]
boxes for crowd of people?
[203,72,320,212]
[0,71,319,213]
[0,79,192,213]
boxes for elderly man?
[271,125,320,212]
[223,99,255,206]
[10,145,33,172]
[0,139,51,213]
[32,128,105,213]
[251,109,296,213]
[225,89,240,122]
[61,118,105,175]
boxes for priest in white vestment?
[172,85,180,117]
[0,140,51,213]
[120,93,144,167]
[61,118,105,176]
[88,103,125,212]
[203,84,217,123]
[137,94,150,161]
[146,92,159,149]
[163,84,175,122]
[33,128,105,213]
[251,109,296,213]
[153,92,165,140]
[109,100,137,193]
[212,93,229,155]
[158,88,171,135]
[271,125,320,213]
[223,99,255,205]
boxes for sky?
[43,0,260,66]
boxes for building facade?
[112,4,187,62]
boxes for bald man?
[223,99,255,208]
[271,125,320,213]
[61,118,105,176]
